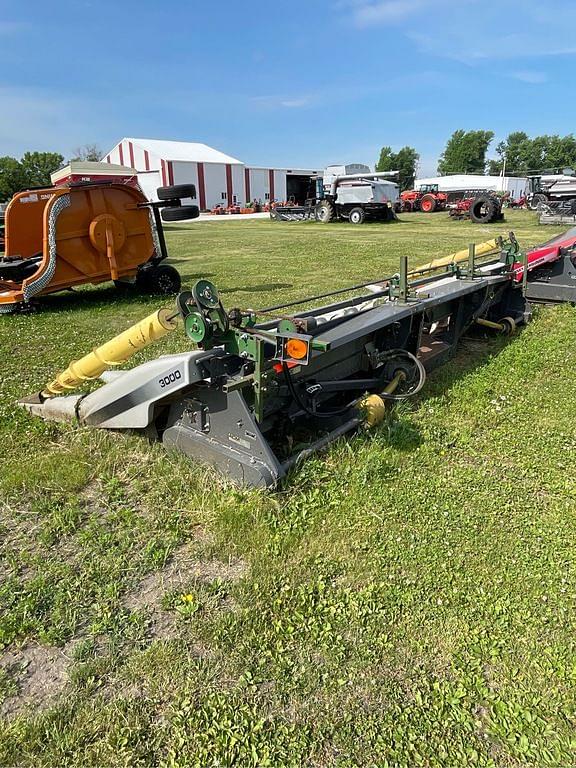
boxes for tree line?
[376,131,576,190]
[0,144,101,202]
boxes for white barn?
[103,138,318,210]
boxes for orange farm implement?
[0,181,198,313]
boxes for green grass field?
[1,211,575,767]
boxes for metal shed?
[103,138,317,210]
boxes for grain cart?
[271,165,399,224]
[21,228,576,488]
[0,181,198,312]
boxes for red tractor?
[398,184,448,213]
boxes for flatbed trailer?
[21,228,576,488]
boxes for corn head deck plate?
[20,228,576,488]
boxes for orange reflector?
[285,338,308,360]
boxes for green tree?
[437,130,494,175]
[70,143,102,162]
[20,151,64,188]
[0,156,26,202]
[487,132,576,175]
[542,134,576,171]
[376,145,419,190]
[487,131,531,174]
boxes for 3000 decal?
[158,370,182,388]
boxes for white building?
[103,138,318,210]
[415,174,527,198]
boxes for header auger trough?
[0,181,199,313]
[21,228,576,489]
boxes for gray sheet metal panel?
[162,389,283,489]
[526,282,576,302]
[524,245,576,303]
[79,349,225,429]
[316,273,509,349]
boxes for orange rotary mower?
[0,181,198,313]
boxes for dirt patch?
[0,643,71,718]
[78,478,109,517]
[122,543,248,639]
[124,543,247,613]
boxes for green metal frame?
[179,235,520,424]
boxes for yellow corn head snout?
[42,309,177,398]
[414,238,500,274]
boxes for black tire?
[137,264,182,295]
[529,193,547,210]
[114,278,135,293]
[469,195,498,223]
[570,199,576,215]
[499,316,516,336]
[157,184,197,201]
[348,207,365,225]
[420,194,437,213]
[161,205,200,222]
[315,201,334,223]
[402,200,413,213]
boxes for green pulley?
[278,318,297,334]
[185,312,208,343]
[192,279,220,309]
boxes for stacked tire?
[469,194,504,224]
[158,184,200,222]
[117,184,196,296]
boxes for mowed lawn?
[1,211,575,766]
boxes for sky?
[1,0,575,176]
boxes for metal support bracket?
[459,243,478,281]
[390,255,419,302]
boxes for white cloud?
[411,29,576,62]
[280,98,310,108]
[511,70,547,84]
[341,0,576,63]
[350,0,431,26]
[251,94,314,109]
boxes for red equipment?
[400,184,448,213]
[512,229,576,282]
[449,198,473,219]
[448,194,503,224]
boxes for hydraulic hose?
[377,350,426,401]
[282,349,426,422]
[282,363,355,419]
